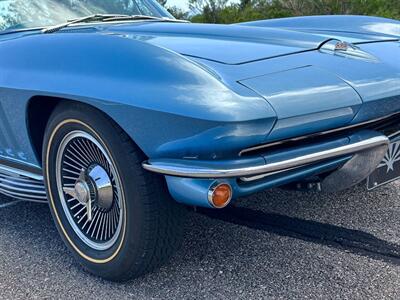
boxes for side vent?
[0,166,47,203]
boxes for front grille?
[241,112,400,157]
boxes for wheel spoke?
[67,197,78,203]
[76,139,95,162]
[86,209,99,234]
[102,213,109,241]
[63,175,79,181]
[74,205,86,218]
[112,206,118,232]
[63,159,83,171]
[66,148,90,167]
[94,145,107,167]
[62,167,81,176]
[71,140,92,165]
[82,207,96,229]
[57,131,123,251]
[96,212,106,240]
[86,139,103,165]
[91,211,103,238]
[70,201,83,210]
[83,139,98,161]
[77,211,87,224]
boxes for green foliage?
[187,0,400,23]
[155,0,189,19]
[156,0,167,6]
[167,6,190,19]
[189,0,230,23]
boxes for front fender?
[0,31,276,159]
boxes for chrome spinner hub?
[88,164,113,211]
[74,181,90,205]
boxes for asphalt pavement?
[0,182,400,299]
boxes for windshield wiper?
[42,14,187,34]
[103,15,188,23]
[42,14,130,33]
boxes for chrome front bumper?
[142,130,389,180]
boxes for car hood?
[104,16,400,64]
[106,22,392,65]
[241,15,400,40]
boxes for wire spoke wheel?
[45,104,186,281]
[55,130,123,251]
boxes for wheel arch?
[26,96,147,165]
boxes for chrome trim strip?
[0,164,43,181]
[0,163,47,203]
[0,188,47,200]
[0,177,44,189]
[0,183,47,194]
[0,156,43,175]
[239,165,303,182]
[143,135,389,178]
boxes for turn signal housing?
[208,182,232,209]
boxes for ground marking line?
[0,200,22,208]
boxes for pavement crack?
[198,206,400,265]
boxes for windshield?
[0,0,173,32]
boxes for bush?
[183,0,400,23]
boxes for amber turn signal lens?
[208,183,232,209]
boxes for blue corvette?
[0,0,399,281]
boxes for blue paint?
[241,15,400,39]
[240,66,362,140]
[0,11,398,206]
[165,156,350,208]
[161,132,367,207]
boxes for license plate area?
[367,140,400,190]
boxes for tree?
[168,6,190,19]
[189,0,229,23]
[156,0,167,6]
[155,0,189,19]
[189,0,400,24]
[239,0,252,9]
